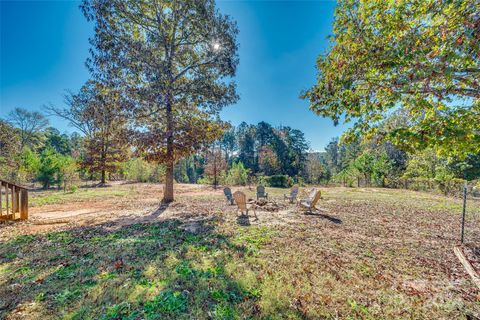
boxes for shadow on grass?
[0,216,262,319]
[305,211,342,224]
[148,203,170,219]
[236,214,251,226]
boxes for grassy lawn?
[28,187,131,207]
[0,184,479,319]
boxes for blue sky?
[0,0,346,151]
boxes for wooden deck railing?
[0,180,28,220]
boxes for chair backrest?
[307,188,317,201]
[310,190,322,208]
[291,185,299,196]
[224,187,232,198]
[257,185,266,196]
[233,191,247,210]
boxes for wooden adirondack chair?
[299,190,322,214]
[233,191,257,219]
[256,186,268,200]
[223,187,234,205]
[284,185,299,203]
[297,188,316,205]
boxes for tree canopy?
[302,0,480,158]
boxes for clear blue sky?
[0,0,346,151]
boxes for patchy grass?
[29,187,130,207]
[1,184,479,319]
[0,219,266,319]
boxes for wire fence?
[461,184,480,246]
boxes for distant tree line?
[174,121,310,187]
[2,107,479,195]
[0,109,312,190]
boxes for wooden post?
[20,189,28,220]
[11,185,16,218]
[0,183,3,216]
[12,185,19,215]
[0,180,28,221]
[5,183,9,215]
[15,188,20,214]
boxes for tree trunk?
[213,146,218,189]
[101,170,106,185]
[163,94,175,203]
[164,159,174,202]
[100,150,107,185]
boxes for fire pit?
[247,198,287,212]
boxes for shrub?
[261,175,293,188]
[334,167,357,187]
[197,176,212,185]
[408,177,434,191]
[435,167,464,195]
[256,175,268,186]
[225,162,249,186]
[16,148,40,185]
[446,178,466,197]
[294,175,305,187]
[58,156,79,192]
[37,147,64,189]
[123,158,165,183]
[473,181,480,197]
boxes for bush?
[434,167,466,196]
[407,177,434,191]
[445,178,466,197]
[16,148,40,185]
[472,181,480,197]
[58,156,79,192]
[260,175,293,188]
[294,175,305,187]
[334,167,357,187]
[197,176,212,185]
[256,175,268,186]
[225,162,249,186]
[123,158,165,183]
[37,147,63,189]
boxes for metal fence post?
[461,184,467,243]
